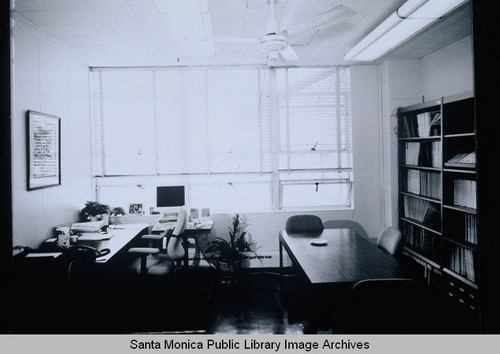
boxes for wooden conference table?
[279,228,401,285]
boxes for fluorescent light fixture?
[344,0,469,62]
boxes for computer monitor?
[156,186,185,208]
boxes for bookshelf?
[397,91,479,330]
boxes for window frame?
[90,65,354,213]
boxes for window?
[90,67,352,212]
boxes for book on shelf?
[413,112,441,138]
[417,112,432,137]
[417,141,441,167]
[465,214,477,244]
[429,113,441,136]
[406,170,441,199]
[403,195,440,229]
[405,142,420,165]
[445,151,475,168]
[403,116,417,137]
[403,222,438,260]
[453,179,477,209]
[449,245,476,283]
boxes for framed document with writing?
[27,110,61,190]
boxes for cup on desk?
[57,232,70,248]
[70,235,79,245]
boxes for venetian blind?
[278,67,352,172]
[91,66,351,177]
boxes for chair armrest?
[128,247,160,255]
[142,234,164,241]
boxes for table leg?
[182,236,190,267]
[279,238,284,312]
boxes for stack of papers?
[78,232,114,241]
[71,220,106,233]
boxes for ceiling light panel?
[354,18,433,61]
[344,0,469,62]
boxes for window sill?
[209,206,354,215]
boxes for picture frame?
[129,203,143,214]
[27,110,61,191]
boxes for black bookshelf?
[398,91,480,331]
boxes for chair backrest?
[323,219,369,239]
[167,208,187,260]
[377,226,403,256]
[285,215,324,234]
[172,208,187,236]
[347,278,430,333]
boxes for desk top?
[77,223,149,263]
[280,228,401,284]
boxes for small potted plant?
[79,201,111,222]
[206,214,259,284]
[110,206,126,216]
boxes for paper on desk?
[25,252,62,258]
[78,233,114,241]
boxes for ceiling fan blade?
[280,45,300,62]
[286,5,357,38]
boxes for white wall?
[350,65,384,240]
[11,24,93,248]
[421,36,474,101]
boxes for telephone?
[62,245,110,262]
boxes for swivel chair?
[128,208,187,275]
[376,226,403,257]
[285,215,324,235]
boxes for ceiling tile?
[153,0,209,14]
[18,10,103,26]
[13,0,50,12]
[44,0,91,12]
[210,0,247,38]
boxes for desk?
[279,228,401,284]
[76,223,149,263]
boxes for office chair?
[339,278,434,333]
[323,220,369,239]
[285,215,324,235]
[128,208,187,275]
[376,226,403,257]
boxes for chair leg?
[140,255,148,275]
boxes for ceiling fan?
[215,0,356,65]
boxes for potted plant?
[206,214,259,284]
[79,201,111,222]
[110,206,126,216]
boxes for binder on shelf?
[403,195,440,229]
[445,152,475,168]
[453,179,477,209]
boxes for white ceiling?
[11,0,471,67]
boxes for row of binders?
[403,222,439,260]
[403,196,441,229]
[449,245,476,283]
[453,179,477,209]
[405,142,441,167]
[406,170,441,199]
[403,112,441,138]
[464,214,478,244]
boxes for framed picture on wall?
[27,110,61,191]
[129,203,143,214]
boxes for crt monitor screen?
[156,186,185,207]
